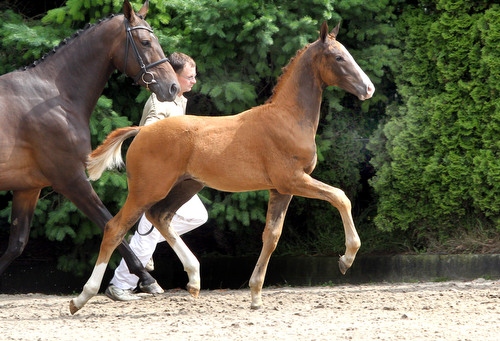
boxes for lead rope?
[137,223,155,236]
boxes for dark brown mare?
[70,21,375,314]
[0,1,179,291]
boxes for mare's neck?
[35,16,123,116]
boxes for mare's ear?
[137,0,150,19]
[123,0,135,22]
[331,22,340,38]
[123,0,149,23]
[320,21,329,43]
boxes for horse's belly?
[196,170,272,193]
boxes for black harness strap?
[123,19,169,86]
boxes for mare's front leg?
[57,175,157,288]
[249,190,292,309]
[0,189,40,275]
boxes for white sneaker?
[145,258,155,272]
[105,284,141,301]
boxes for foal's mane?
[265,42,312,104]
[20,14,121,71]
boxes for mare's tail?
[86,126,142,181]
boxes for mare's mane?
[20,14,121,71]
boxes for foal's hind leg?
[0,189,40,275]
[146,179,204,298]
[249,189,292,309]
[70,207,142,314]
[57,176,157,288]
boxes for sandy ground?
[0,279,498,341]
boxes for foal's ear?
[331,22,340,38]
[320,21,329,42]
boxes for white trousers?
[110,194,208,290]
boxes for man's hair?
[169,52,196,74]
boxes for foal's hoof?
[250,295,263,310]
[186,284,200,298]
[338,257,349,275]
[250,303,262,310]
[69,300,79,315]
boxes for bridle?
[124,19,169,88]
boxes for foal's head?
[114,0,179,101]
[314,21,375,100]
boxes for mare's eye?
[141,40,151,47]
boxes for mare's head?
[115,0,179,101]
[314,21,374,100]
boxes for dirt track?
[0,279,498,340]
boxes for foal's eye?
[335,55,344,62]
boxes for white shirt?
[139,92,187,126]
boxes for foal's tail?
[86,126,142,181]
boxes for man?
[105,52,208,301]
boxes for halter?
[124,19,169,87]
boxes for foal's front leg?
[293,174,361,274]
[249,190,292,309]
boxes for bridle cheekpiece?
[124,19,169,88]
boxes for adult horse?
[0,0,179,292]
[70,21,375,314]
